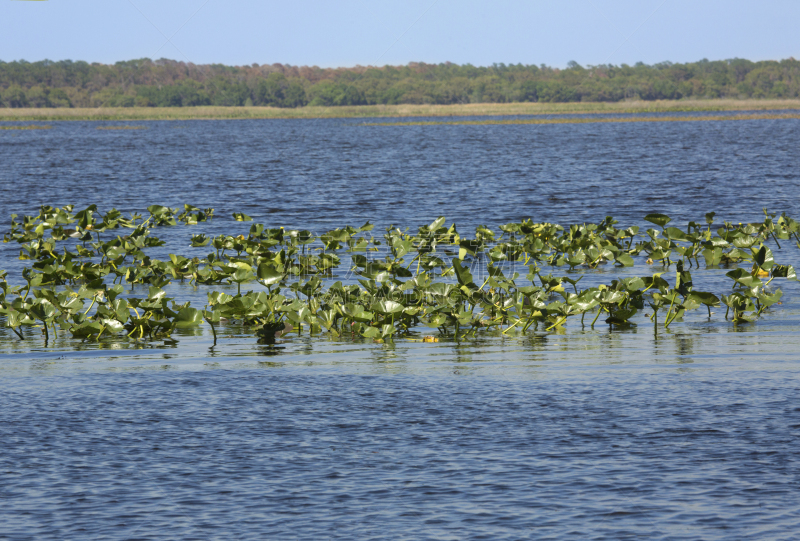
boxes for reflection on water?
[3,311,799,377]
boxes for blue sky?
[1,0,798,68]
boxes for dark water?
[2,114,800,539]
[2,113,799,231]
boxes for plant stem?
[502,317,522,334]
[84,297,96,315]
[545,316,567,331]
[591,308,603,327]
[205,317,217,346]
[664,294,677,328]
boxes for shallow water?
[2,112,800,539]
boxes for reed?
[1,99,799,121]
[363,113,800,127]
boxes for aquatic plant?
[1,205,798,347]
[0,125,51,130]
[95,126,147,130]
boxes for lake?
[2,113,800,539]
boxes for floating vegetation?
[0,125,52,130]
[96,125,148,130]
[1,205,798,347]
[363,113,800,127]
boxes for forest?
[0,57,798,108]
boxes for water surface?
[2,113,800,539]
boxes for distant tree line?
[1,57,799,108]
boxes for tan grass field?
[1,99,799,121]
[363,112,800,127]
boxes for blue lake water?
[2,113,800,539]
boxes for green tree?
[2,85,29,107]
[26,86,49,107]
[48,88,72,107]
[1,57,800,108]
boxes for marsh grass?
[363,113,800,127]
[1,99,800,121]
[0,125,52,130]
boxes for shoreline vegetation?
[363,112,800,127]
[1,99,800,121]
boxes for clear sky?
[1,0,798,68]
